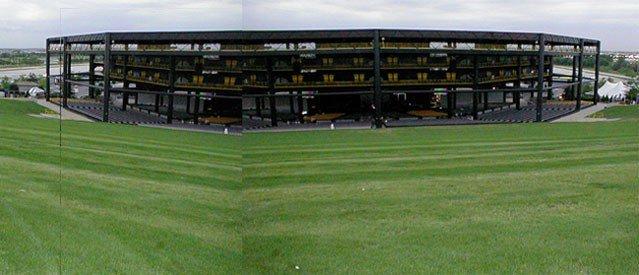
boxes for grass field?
[0,100,242,273]
[588,104,639,120]
[2,99,638,273]
[243,117,639,273]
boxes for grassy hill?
[589,104,639,120]
[1,99,638,273]
[0,99,242,273]
[243,117,639,273]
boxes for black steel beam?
[535,35,545,122]
[373,30,382,128]
[515,56,521,110]
[472,55,479,119]
[102,34,111,122]
[266,57,277,127]
[576,40,584,110]
[122,54,129,110]
[89,54,96,98]
[45,42,50,101]
[593,41,601,104]
[167,56,176,124]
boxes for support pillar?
[45,43,50,101]
[483,92,489,110]
[266,57,277,127]
[88,54,95,99]
[167,56,175,124]
[373,30,382,127]
[289,91,295,116]
[515,56,521,110]
[571,55,577,100]
[535,35,545,122]
[155,94,160,113]
[472,55,479,119]
[447,91,454,118]
[102,34,112,122]
[297,92,304,122]
[576,40,584,110]
[193,92,200,124]
[255,97,262,116]
[186,92,191,114]
[63,47,70,108]
[547,56,553,100]
[593,41,601,104]
[122,55,129,111]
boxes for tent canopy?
[591,81,630,101]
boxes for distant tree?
[612,57,629,71]
[628,86,639,103]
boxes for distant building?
[15,81,39,96]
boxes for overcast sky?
[0,0,636,50]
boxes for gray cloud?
[0,0,636,50]
[243,0,639,51]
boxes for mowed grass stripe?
[244,122,636,151]
[244,145,637,181]
[246,140,637,167]
[245,153,637,190]
[0,136,239,172]
[0,124,240,160]
[243,133,637,156]
[244,136,638,165]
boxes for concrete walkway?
[34,99,93,122]
[552,103,619,123]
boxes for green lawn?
[243,120,639,273]
[2,99,638,273]
[0,99,242,273]
[589,104,639,120]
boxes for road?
[553,65,634,82]
[0,65,88,79]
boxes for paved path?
[34,99,93,122]
[552,103,619,123]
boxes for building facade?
[46,30,600,131]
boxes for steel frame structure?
[46,29,600,129]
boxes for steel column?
[186,92,191,114]
[447,91,454,118]
[62,39,68,107]
[88,54,95,98]
[547,56,553,100]
[193,92,200,124]
[483,91,489,110]
[472,55,479,119]
[65,53,71,106]
[297,92,304,122]
[373,30,382,127]
[515,56,521,110]
[102,34,112,122]
[593,41,601,105]
[255,97,262,116]
[289,91,295,116]
[266,57,277,127]
[155,94,160,113]
[45,43,50,101]
[570,55,578,100]
[535,34,545,122]
[576,40,584,110]
[122,54,129,110]
[167,56,175,124]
